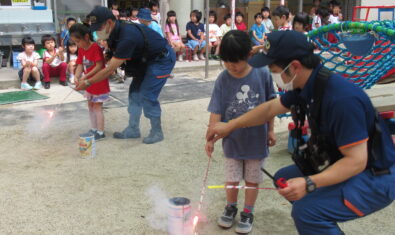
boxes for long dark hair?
[166,10,179,36]
[66,40,78,63]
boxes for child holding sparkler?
[69,23,110,140]
[205,30,276,234]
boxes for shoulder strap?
[121,21,149,61]
[309,67,332,135]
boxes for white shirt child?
[17,51,40,64]
[208,23,221,42]
[44,49,62,67]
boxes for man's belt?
[370,167,391,176]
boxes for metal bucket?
[168,197,192,235]
[79,133,96,158]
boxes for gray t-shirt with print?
[208,67,276,160]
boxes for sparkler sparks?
[45,88,75,120]
[47,111,54,118]
[193,215,199,227]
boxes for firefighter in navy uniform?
[76,6,176,144]
[206,30,395,234]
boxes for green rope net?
[307,20,395,89]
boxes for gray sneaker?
[235,212,254,234]
[94,132,106,141]
[79,129,96,137]
[217,205,238,228]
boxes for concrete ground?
[0,62,394,235]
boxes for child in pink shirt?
[165,10,185,61]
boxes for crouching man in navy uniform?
[206,31,395,234]
[76,6,175,144]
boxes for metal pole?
[205,0,210,79]
[298,0,303,12]
[265,0,270,8]
[231,0,235,30]
[53,0,59,33]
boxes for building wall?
[359,0,395,21]
[169,0,193,36]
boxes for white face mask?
[96,23,111,40]
[271,63,297,91]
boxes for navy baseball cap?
[249,31,314,68]
[87,6,116,32]
[137,8,152,21]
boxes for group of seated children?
[18,35,71,90]
[111,1,160,24]
[18,2,343,90]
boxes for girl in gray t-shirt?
[205,30,276,233]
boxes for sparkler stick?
[193,156,212,234]
[208,185,277,190]
[47,88,75,118]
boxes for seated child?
[235,12,247,32]
[60,17,76,47]
[64,40,78,84]
[70,23,110,140]
[130,7,140,23]
[220,14,232,37]
[293,12,310,34]
[205,30,276,234]
[119,10,129,21]
[261,7,274,33]
[165,10,185,61]
[312,7,330,30]
[329,0,342,24]
[207,10,221,59]
[149,0,161,24]
[272,6,292,31]
[41,34,68,89]
[186,10,206,61]
[111,2,120,20]
[250,13,266,46]
[17,36,42,90]
[310,0,321,18]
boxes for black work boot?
[113,113,141,139]
[142,117,164,144]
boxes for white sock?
[96,130,104,135]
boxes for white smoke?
[145,185,169,232]
[25,109,54,136]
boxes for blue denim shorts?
[186,40,207,50]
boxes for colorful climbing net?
[308,20,395,89]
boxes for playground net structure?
[307,20,395,89]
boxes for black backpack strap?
[309,67,332,135]
[121,20,149,62]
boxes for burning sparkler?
[193,156,212,234]
[208,185,277,190]
[46,88,75,119]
